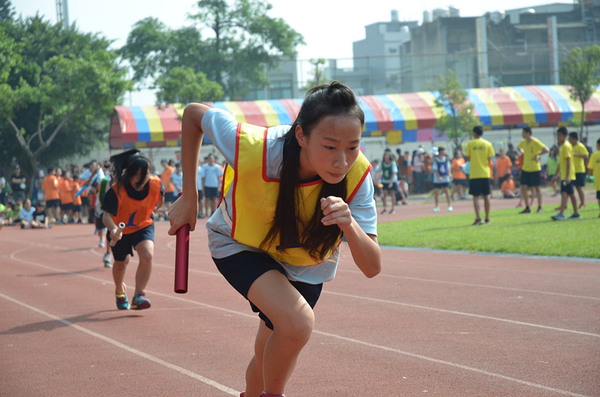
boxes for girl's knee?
[275,307,315,346]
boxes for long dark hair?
[260,81,364,261]
[109,149,152,195]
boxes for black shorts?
[213,251,323,331]
[596,191,600,200]
[454,179,468,187]
[469,178,491,196]
[547,174,555,182]
[60,203,73,211]
[433,182,449,189]
[381,182,398,192]
[520,171,541,187]
[109,224,155,262]
[72,204,82,212]
[164,192,176,203]
[95,214,106,230]
[574,173,586,187]
[205,187,219,199]
[197,190,204,200]
[560,180,574,195]
[499,174,510,184]
[46,199,60,208]
[81,197,89,206]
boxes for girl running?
[102,150,164,310]
[168,82,382,397]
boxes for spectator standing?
[378,150,398,214]
[370,159,382,201]
[71,175,83,223]
[202,153,223,217]
[413,148,426,194]
[10,165,27,202]
[587,138,600,217]
[171,163,183,197]
[517,127,549,214]
[450,150,467,200]
[160,159,176,213]
[196,160,206,218]
[465,126,495,225]
[568,132,589,209]
[432,147,452,212]
[551,127,579,220]
[42,168,61,224]
[58,171,74,223]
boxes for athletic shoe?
[433,207,440,212]
[116,285,129,310]
[448,206,453,211]
[551,213,566,221]
[536,208,543,214]
[390,209,396,214]
[519,207,531,214]
[579,204,586,209]
[471,219,483,226]
[103,253,112,268]
[261,393,285,397]
[131,291,151,310]
[568,213,581,219]
[402,201,408,205]
[380,209,387,214]
[94,229,98,235]
[484,219,491,225]
[98,240,105,248]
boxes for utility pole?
[56,0,69,29]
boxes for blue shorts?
[46,199,60,208]
[573,173,586,187]
[204,187,219,198]
[213,251,323,331]
[109,224,155,262]
[560,181,574,195]
[469,178,491,196]
[454,179,468,187]
[520,171,541,187]
[164,192,176,203]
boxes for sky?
[13,0,572,105]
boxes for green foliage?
[154,67,223,105]
[560,45,600,136]
[0,16,131,190]
[121,0,304,100]
[433,70,479,147]
[378,204,600,258]
[303,58,327,91]
[0,0,15,23]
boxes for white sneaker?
[98,240,105,248]
[103,253,113,268]
[433,207,440,212]
[448,206,453,211]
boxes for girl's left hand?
[320,196,352,231]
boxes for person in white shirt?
[202,154,223,216]
[196,160,206,218]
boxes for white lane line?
[3,250,592,397]
[339,268,600,301]
[0,292,239,396]
[315,329,590,397]
[325,290,600,338]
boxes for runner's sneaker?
[568,213,581,219]
[98,240,105,248]
[519,207,531,214]
[116,284,129,310]
[390,209,396,214]
[551,213,566,221]
[484,219,491,225]
[448,206,453,211]
[131,291,151,310]
[471,219,483,226]
[579,204,586,209]
[536,207,543,214]
[103,253,112,268]
[380,209,387,214]
[433,207,440,212]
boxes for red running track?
[0,206,599,396]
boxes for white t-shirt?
[196,166,205,191]
[202,164,223,188]
[200,108,377,284]
[171,171,183,196]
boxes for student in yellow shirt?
[517,127,549,214]
[552,127,580,220]
[465,125,495,225]
[587,138,600,217]
[568,132,590,209]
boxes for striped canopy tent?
[109,85,600,149]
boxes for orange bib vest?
[110,176,161,234]
[221,123,371,267]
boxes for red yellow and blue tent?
[109,85,600,149]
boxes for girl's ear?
[295,125,307,148]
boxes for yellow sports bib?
[222,123,371,266]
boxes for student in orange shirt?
[495,149,513,185]
[103,149,165,310]
[42,167,61,224]
[160,159,175,214]
[59,171,74,223]
[501,174,517,198]
[450,150,467,200]
[71,176,83,223]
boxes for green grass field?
[377,205,600,259]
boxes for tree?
[0,0,15,23]
[121,0,304,100]
[433,70,479,148]
[154,67,223,105]
[303,58,327,91]
[0,16,131,193]
[560,45,600,138]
